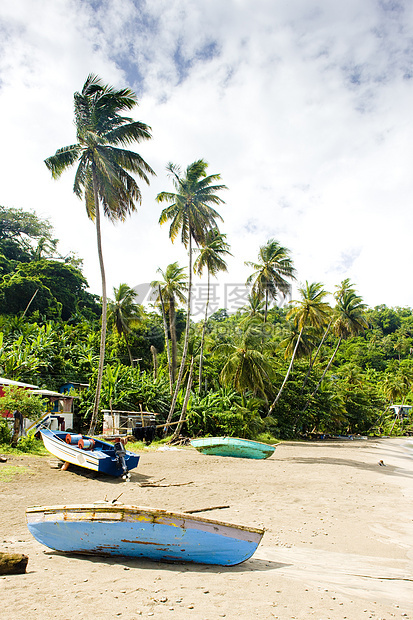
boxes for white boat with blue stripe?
[39,429,139,479]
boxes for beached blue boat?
[26,503,264,566]
[39,429,139,479]
[190,436,277,459]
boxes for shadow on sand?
[43,549,290,573]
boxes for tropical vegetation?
[1,75,413,450]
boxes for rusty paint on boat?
[26,503,264,566]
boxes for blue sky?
[1,0,413,312]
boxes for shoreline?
[1,437,412,619]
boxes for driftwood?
[138,478,194,488]
[0,552,28,575]
[185,505,230,514]
[155,420,181,429]
[48,459,63,469]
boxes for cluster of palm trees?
[155,159,230,435]
[45,74,370,436]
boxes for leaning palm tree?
[301,289,369,414]
[108,283,143,366]
[45,74,154,434]
[268,281,330,414]
[151,262,188,387]
[194,229,232,394]
[213,324,273,404]
[300,278,354,394]
[157,159,227,434]
[245,239,296,322]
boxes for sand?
[0,437,412,620]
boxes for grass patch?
[255,432,281,445]
[0,465,32,482]
[0,438,48,456]
[125,436,175,452]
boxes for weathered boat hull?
[40,429,140,477]
[26,504,264,566]
[190,436,276,459]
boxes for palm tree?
[194,229,232,394]
[268,281,330,414]
[108,283,143,366]
[300,278,354,394]
[45,74,154,434]
[279,321,319,361]
[241,293,266,323]
[245,239,296,322]
[214,324,273,404]
[157,159,227,433]
[151,262,188,388]
[302,289,368,413]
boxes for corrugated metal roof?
[0,377,39,389]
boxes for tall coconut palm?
[301,289,368,414]
[245,239,296,322]
[45,74,154,434]
[268,281,330,414]
[151,262,188,388]
[194,229,232,394]
[157,159,227,433]
[108,283,143,366]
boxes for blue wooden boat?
[190,436,277,459]
[26,503,264,566]
[39,429,139,479]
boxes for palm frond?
[104,121,153,146]
[44,144,82,178]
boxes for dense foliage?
[1,202,413,442]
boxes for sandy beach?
[1,437,412,620]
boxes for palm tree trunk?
[264,288,268,323]
[267,326,304,416]
[21,289,39,318]
[169,297,177,381]
[158,285,173,394]
[124,333,134,367]
[300,337,342,417]
[300,319,332,394]
[171,355,194,441]
[89,168,107,436]
[151,345,158,380]
[198,268,210,394]
[163,234,193,437]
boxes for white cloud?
[1,0,413,313]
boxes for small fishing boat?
[39,429,139,479]
[190,436,277,459]
[26,503,264,566]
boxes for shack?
[102,409,157,443]
[389,404,412,419]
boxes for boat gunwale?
[25,503,265,535]
[40,429,132,455]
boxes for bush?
[0,419,11,444]
[16,435,45,453]
[186,388,265,438]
